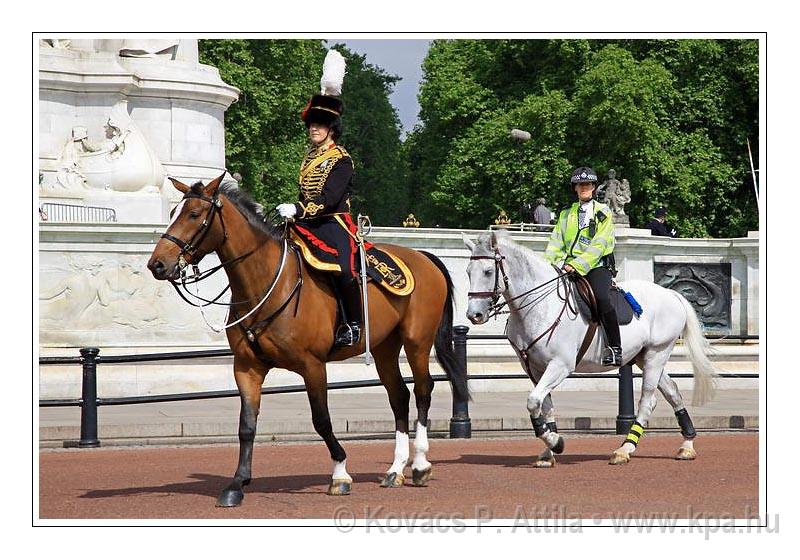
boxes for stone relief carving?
[43,100,166,198]
[654,263,731,330]
[39,255,188,331]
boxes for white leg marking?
[332,459,352,483]
[412,422,432,471]
[388,431,409,474]
[620,441,637,455]
[543,431,560,449]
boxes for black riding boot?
[600,309,622,366]
[335,278,362,346]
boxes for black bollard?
[449,325,472,438]
[616,361,636,435]
[79,348,101,448]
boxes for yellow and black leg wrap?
[675,408,697,439]
[624,422,645,448]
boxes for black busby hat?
[570,166,598,185]
[301,49,346,127]
[301,94,344,126]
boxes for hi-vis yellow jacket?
[544,200,615,276]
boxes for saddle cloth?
[572,276,635,326]
[289,228,415,297]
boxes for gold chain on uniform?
[298,143,351,201]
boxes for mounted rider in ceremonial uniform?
[276,50,363,347]
[545,166,622,366]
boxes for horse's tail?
[419,251,471,403]
[674,291,718,406]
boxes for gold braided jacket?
[295,142,353,220]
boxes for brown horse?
[147,173,469,506]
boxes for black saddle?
[572,276,635,326]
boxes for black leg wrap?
[675,408,697,439]
[547,421,558,434]
[531,415,547,437]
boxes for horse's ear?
[204,171,227,196]
[168,177,190,193]
[490,229,509,248]
[462,232,476,252]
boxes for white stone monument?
[39,38,239,224]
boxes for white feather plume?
[320,49,346,96]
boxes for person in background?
[646,207,677,237]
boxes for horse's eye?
[484,269,493,277]
[189,211,201,219]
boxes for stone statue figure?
[598,169,631,226]
[47,100,165,197]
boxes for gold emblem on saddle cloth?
[364,251,415,296]
[298,144,351,200]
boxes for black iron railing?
[39,327,758,447]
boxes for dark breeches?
[586,266,613,314]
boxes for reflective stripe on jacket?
[544,200,615,276]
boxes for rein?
[161,190,301,335]
[468,247,569,319]
[469,245,592,374]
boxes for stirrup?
[335,322,362,346]
[602,346,623,367]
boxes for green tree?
[407,39,758,237]
[199,39,325,207]
[334,45,408,225]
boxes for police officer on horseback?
[276,50,363,347]
[544,167,622,366]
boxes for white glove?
[276,203,297,219]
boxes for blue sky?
[335,39,431,135]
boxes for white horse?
[463,231,717,466]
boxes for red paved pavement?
[38,433,758,521]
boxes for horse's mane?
[191,181,283,241]
[476,230,553,273]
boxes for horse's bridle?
[161,189,228,270]
[160,189,302,336]
[468,247,510,312]
[468,245,573,320]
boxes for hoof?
[534,457,556,468]
[551,436,565,455]
[379,471,405,488]
[609,451,630,465]
[675,447,697,461]
[216,487,244,507]
[327,479,352,496]
[411,467,432,486]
